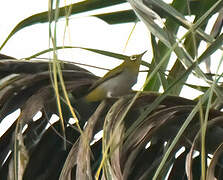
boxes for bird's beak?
[140,50,147,58]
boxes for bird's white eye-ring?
[130,55,137,61]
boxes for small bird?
[84,51,147,102]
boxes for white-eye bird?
[84,51,147,102]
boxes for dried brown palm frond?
[1,57,223,179]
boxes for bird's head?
[124,50,147,72]
[129,50,147,62]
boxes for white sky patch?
[22,124,28,133]
[145,141,151,149]
[0,109,21,137]
[3,150,12,165]
[192,150,200,158]
[163,0,173,3]
[207,153,213,166]
[165,164,173,180]
[90,130,103,145]
[33,111,43,121]
[68,117,78,125]
[175,146,185,158]
[45,114,60,130]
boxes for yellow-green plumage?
[84,51,146,102]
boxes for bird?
[84,51,147,102]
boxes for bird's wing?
[88,65,124,91]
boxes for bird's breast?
[99,70,138,97]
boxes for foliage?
[1,0,223,179]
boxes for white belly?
[99,70,137,98]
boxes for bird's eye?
[130,55,137,61]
